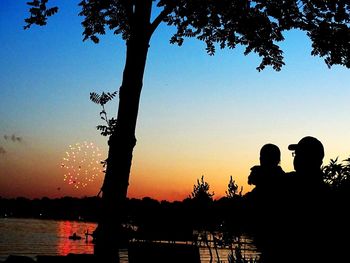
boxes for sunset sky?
[1,1,350,201]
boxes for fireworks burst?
[61,142,103,189]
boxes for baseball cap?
[288,136,324,160]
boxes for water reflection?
[56,220,96,256]
[195,232,260,263]
[0,218,97,261]
[0,218,258,263]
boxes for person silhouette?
[248,143,285,196]
[280,136,332,263]
[287,136,327,193]
[249,138,334,263]
[245,144,286,262]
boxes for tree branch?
[150,6,172,35]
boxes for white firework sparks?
[61,141,103,189]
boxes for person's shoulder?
[248,165,262,177]
[250,165,261,172]
[281,171,298,186]
[285,171,297,177]
[275,166,286,175]
[248,165,261,185]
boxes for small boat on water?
[69,233,82,240]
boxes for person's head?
[259,143,281,167]
[288,136,324,174]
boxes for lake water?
[0,218,259,263]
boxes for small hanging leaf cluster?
[89,91,118,136]
[100,159,108,174]
[24,0,58,29]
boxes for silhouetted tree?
[25,0,350,260]
[190,175,214,202]
[323,157,345,189]
[226,175,243,198]
[190,175,214,231]
[322,156,350,192]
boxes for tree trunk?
[93,1,153,261]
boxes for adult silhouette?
[287,136,328,194]
[280,136,332,263]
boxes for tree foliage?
[322,156,350,190]
[25,0,350,71]
[89,91,118,136]
[226,175,242,198]
[190,175,214,202]
[24,0,58,29]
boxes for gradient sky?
[1,1,350,201]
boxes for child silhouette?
[248,143,285,195]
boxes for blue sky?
[1,0,350,200]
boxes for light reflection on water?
[0,218,97,262]
[56,220,96,256]
[0,218,258,263]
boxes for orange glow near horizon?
[2,134,345,201]
[0,142,255,201]
[0,134,258,201]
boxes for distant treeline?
[0,194,247,234]
[0,175,246,233]
[0,196,102,222]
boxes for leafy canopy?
[25,0,350,70]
